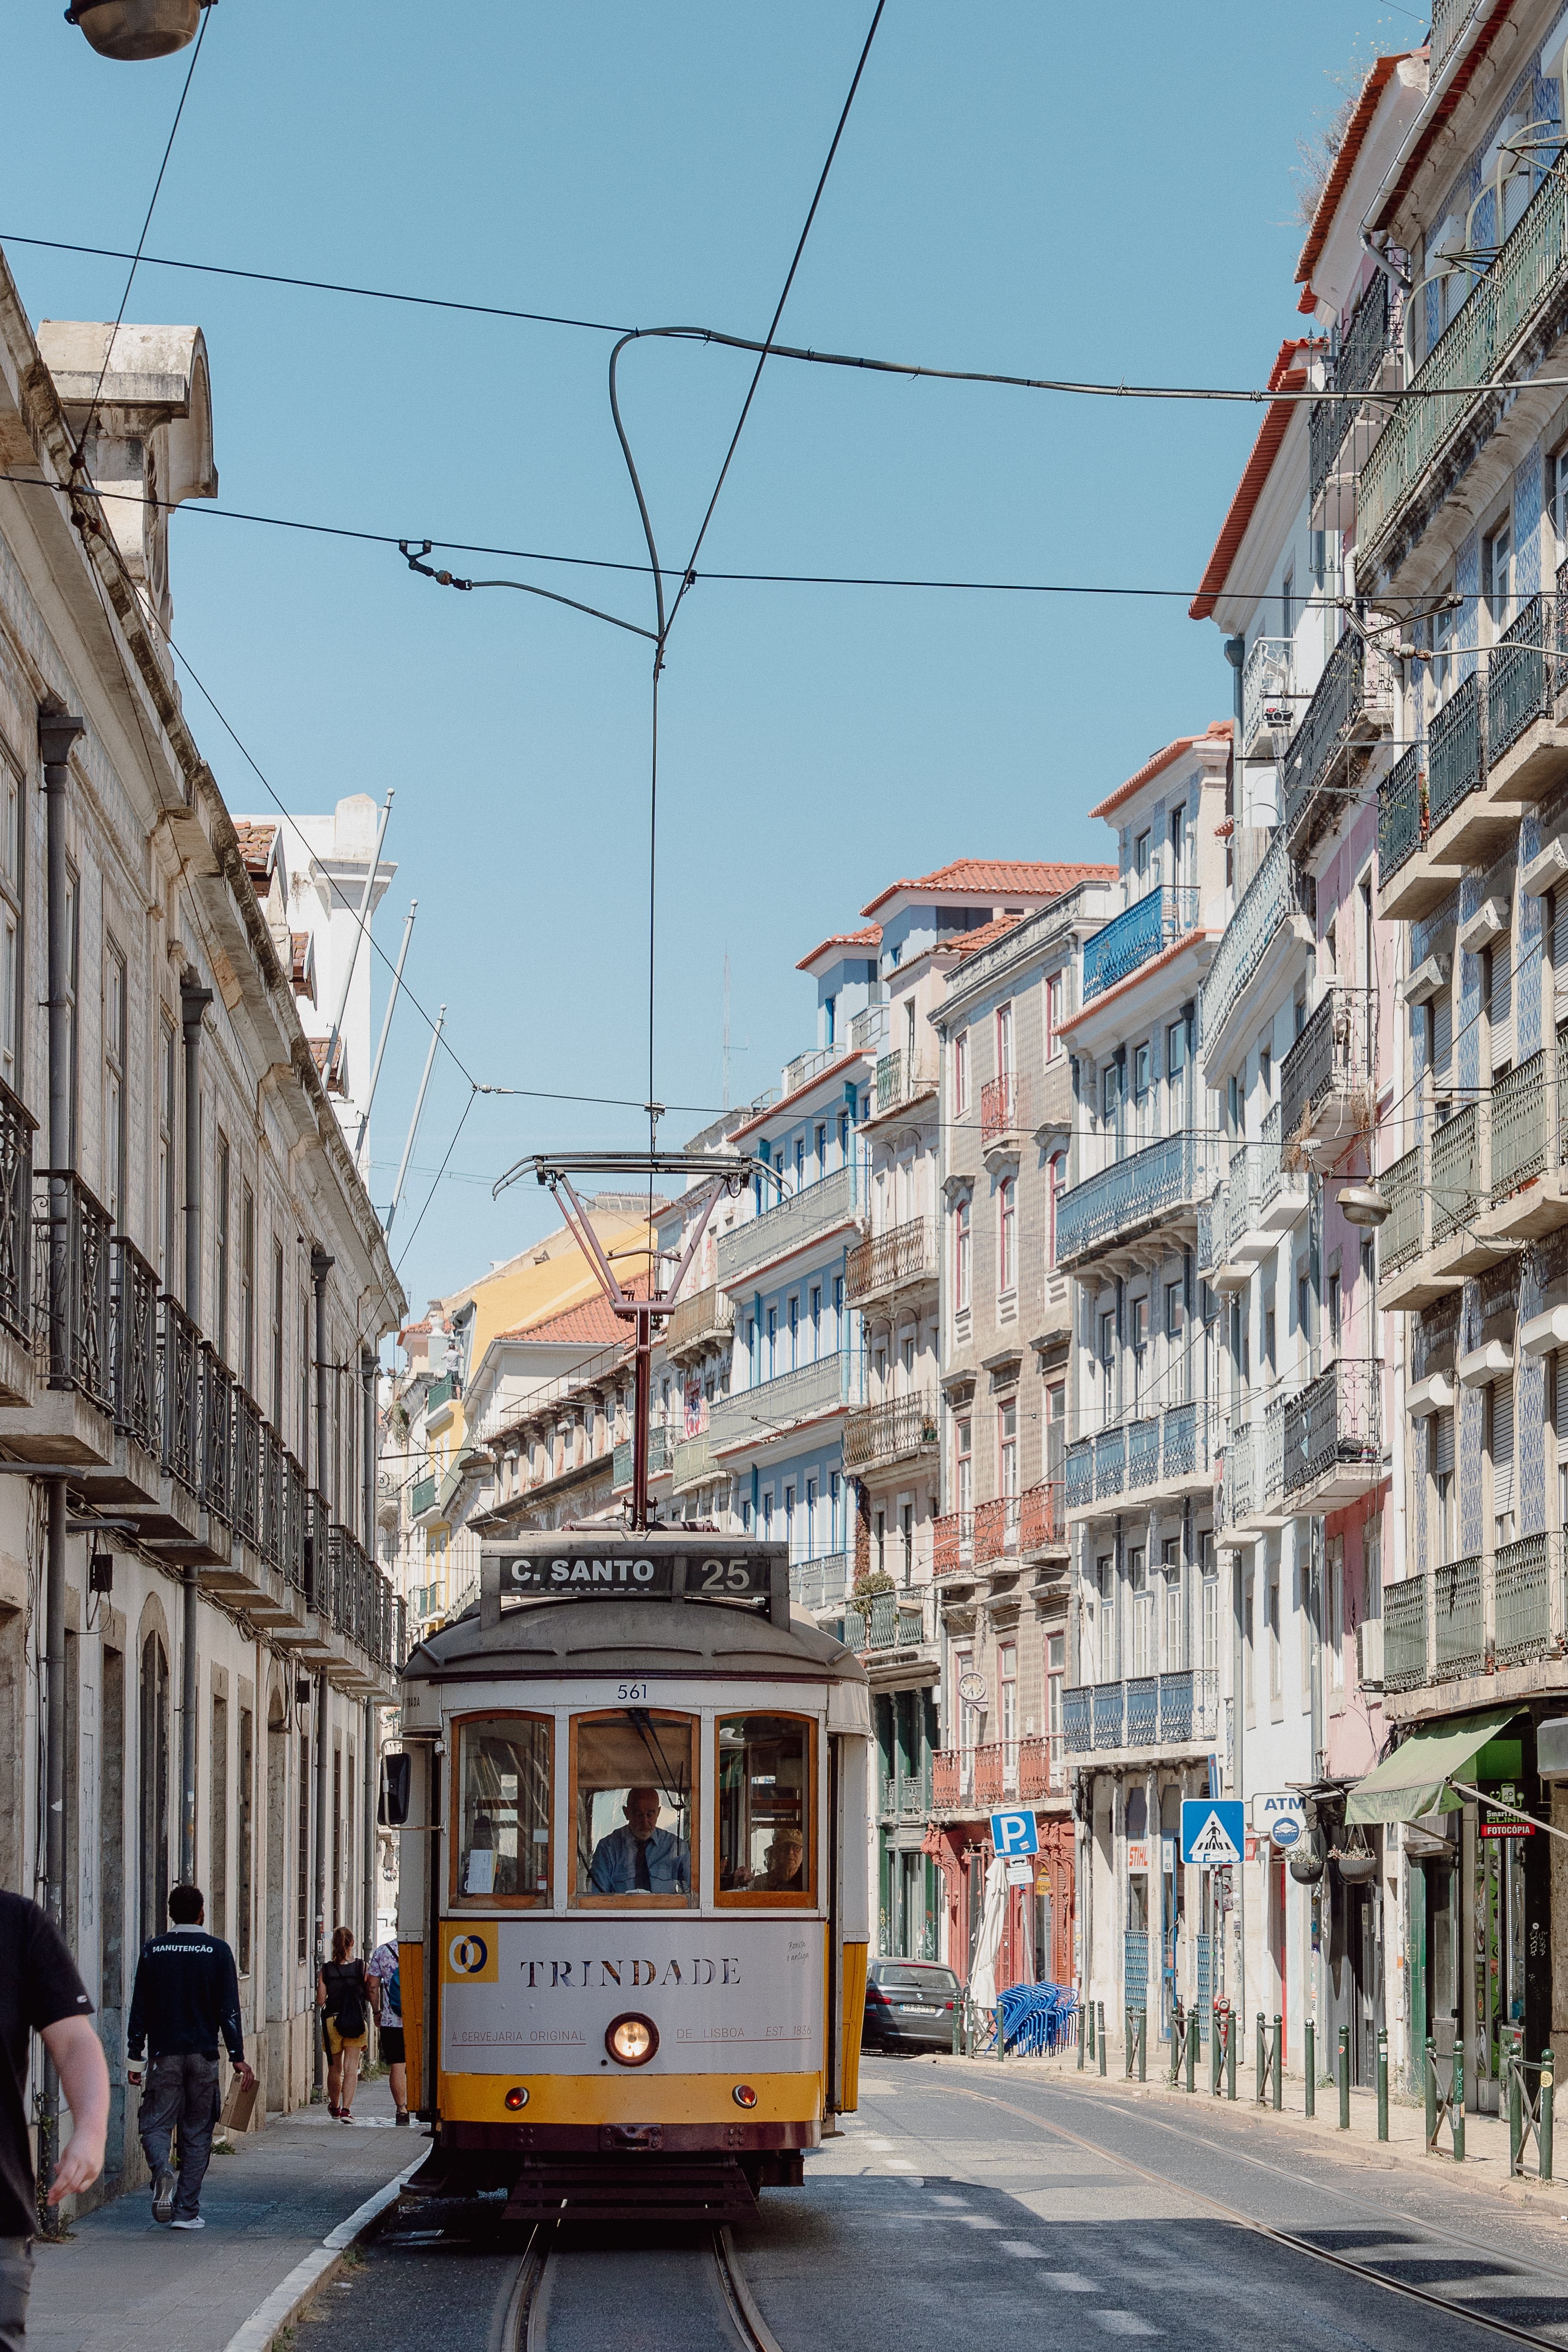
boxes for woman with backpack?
[317,1926,370,2120]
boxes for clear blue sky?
[4,0,1418,1330]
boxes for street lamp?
[1337,1183,1389,1229]
[65,0,206,61]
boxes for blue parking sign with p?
[991,1809,1039,1858]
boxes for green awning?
[1344,1707,1519,1825]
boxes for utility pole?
[355,900,416,1160]
[722,950,731,1111]
[385,1008,444,1236]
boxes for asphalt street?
[300,2060,1568,2350]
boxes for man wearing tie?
[589,1786,690,1895]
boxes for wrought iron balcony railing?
[671,1429,715,1489]
[34,1170,111,1406]
[876,1047,937,1116]
[1082,885,1200,1003]
[790,1551,851,1614]
[1309,271,1392,508]
[1428,668,1484,833]
[715,1160,863,1288]
[1277,983,1373,1152]
[1068,1404,1215,1510]
[849,1001,888,1054]
[1282,1357,1381,1498]
[1382,1572,1429,1693]
[708,1348,854,1451]
[845,1215,934,1304]
[1241,636,1295,758]
[1377,743,1426,881]
[0,1079,33,1350]
[979,1071,1030,1145]
[1019,1477,1063,1552]
[1488,594,1554,765]
[110,1235,158,1452]
[1430,0,1483,75]
[1054,1129,1213,1268]
[1431,1102,1481,1245]
[1379,1142,1422,1275]
[1062,1668,1219,1752]
[933,1510,973,1574]
[158,1294,200,1493]
[666,1281,734,1358]
[1490,1048,1549,1204]
[410,1472,436,1517]
[1281,628,1394,848]
[1200,834,1309,1055]
[611,1423,671,1488]
[843,1389,938,1472]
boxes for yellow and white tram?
[385,1533,871,2220]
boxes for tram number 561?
[698,1560,754,1593]
[616,1681,651,1701]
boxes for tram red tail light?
[606,2013,658,2066]
[504,2086,529,2111]
[732,2084,758,2109]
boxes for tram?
[382,1531,871,2221]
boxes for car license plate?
[900,2002,940,2014]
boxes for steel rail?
[712,2227,786,2352]
[944,2075,1568,2348]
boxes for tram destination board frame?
[480,1532,791,1626]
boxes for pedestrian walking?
[364,1937,409,2126]
[317,1930,370,2122]
[1,1890,109,2352]
[126,1884,253,2231]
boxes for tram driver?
[589,1785,691,1895]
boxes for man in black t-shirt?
[0,1890,110,2352]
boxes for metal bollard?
[1338,2024,1349,2131]
[1454,2035,1466,2163]
[1186,2005,1197,2095]
[1256,2011,1266,2104]
[1087,2002,1096,2067]
[1138,2007,1147,2083]
[1210,2003,1221,2097]
[1305,2021,1315,2120]
[1226,2009,1237,2101]
[1098,2001,1107,2077]
[1425,2036,1437,2151]
[1377,2026,1388,2143]
[1078,1995,1086,2069]
[1543,2051,1555,2183]
[1510,2038,1523,2174]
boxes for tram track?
[943,2075,1568,2349]
[486,2220,782,2352]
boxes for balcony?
[1220,1402,1288,1534]
[1066,1403,1217,1517]
[1062,1669,1219,1757]
[849,1002,889,1054]
[1281,629,1395,857]
[1018,1477,1063,1556]
[410,1473,437,1518]
[1054,1129,1213,1272]
[1309,271,1396,532]
[782,1044,845,1096]
[933,1510,973,1576]
[843,1591,929,1656]
[1216,1119,1309,1278]
[1376,745,1435,909]
[1384,1537,1563,1705]
[874,1047,937,1119]
[979,1070,1031,1157]
[877,1750,935,1821]
[1199,834,1312,1065]
[611,1424,672,1489]
[843,1389,938,1475]
[715,1161,863,1289]
[1360,165,1568,584]
[1240,637,1295,760]
[1082,885,1201,1005]
[34,1169,111,1414]
[671,1429,717,1490]
[790,1550,850,1616]
[1278,984,1373,1167]
[1281,1357,1382,1509]
[666,1282,734,1361]
[1018,1732,1065,1799]
[846,1216,935,1305]
[708,1348,853,1454]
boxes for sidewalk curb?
[219,2157,424,2352]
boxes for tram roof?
[401,1595,868,1688]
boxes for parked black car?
[862,1958,960,2052]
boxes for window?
[787,1295,799,1371]
[215,1131,231,1365]
[996,1001,1014,1076]
[236,1705,253,1977]
[104,939,127,1228]
[138,1631,170,1950]
[955,1416,972,1523]
[241,1186,256,1396]
[1202,1562,1220,1678]
[572,1710,695,1904]
[1134,829,1151,886]
[809,1283,821,1359]
[1095,1554,1115,1681]
[210,1691,228,1938]
[953,1030,969,1114]
[271,1237,285,1427]
[998,1644,1017,1764]
[1167,1020,1186,1084]
[1432,598,1456,697]
[1045,973,1063,1061]
[0,761,21,1091]
[1326,1268,1340,1352]
[1047,1636,1065,1781]
[1048,1152,1066,1270]
[717,1714,813,1903]
[998,1176,1016,1295]
[998,1397,1018,1514]
[1552,445,1568,564]
[296,1728,310,1965]
[1329,1538,1345,1693]
[1267,1564,1282,1700]
[766,1305,777,1377]
[954,1196,972,1310]
[454,1714,552,1903]
[1280,564,1295,643]
[1163,1537,1182,1670]
[1491,1377,1516,1547]
[62,864,79,1163]
[1431,1406,1455,1564]
[1485,516,1513,629]
[1129,1547,1151,1674]
[1046,1381,1065,1479]
[1165,1281,1183,1340]
[159,1017,177,1287]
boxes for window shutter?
[1432,991,1453,1084]
[1492,1378,1515,1514]
[1557,1353,1568,1464]
[1432,1407,1455,1477]
[1491,939,1513,1066]
[1556,893,1568,1014]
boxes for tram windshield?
[717,1714,813,1903]
[572,1711,695,1904]
[455,1715,553,1904]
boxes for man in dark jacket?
[127,1885,254,2229]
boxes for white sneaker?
[171,2215,205,2230]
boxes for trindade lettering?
[520,1957,734,1990]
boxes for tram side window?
[572,1711,696,1905]
[717,1714,813,1904]
[455,1715,553,1904]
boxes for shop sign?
[1480,1811,1535,1838]
[1126,1840,1150,1873]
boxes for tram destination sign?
[480,1534,790,1626]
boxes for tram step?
[502,2154,759,2223]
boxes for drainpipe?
[178,980,211,1884]
[310,1246,333,2093]
[38,706,82,2225]
[360,1347,377,1956]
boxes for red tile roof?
[1366,22,1509,240]
[796,922,882,974]
[1087,722,1232,821]
[291,932,315,1002]
[309,1036,346,1094]
[232,820,278,893]
[1294,54,1415,310]
[860,860,1112,918]
[1187,342,1325,622]
[498,1283,647,1348]
[941,912,1028,967]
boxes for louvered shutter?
[1492,1378,1515,1515]
[1432,991,1453,1085]
[1557,1354,1568,1464]
[1491,939,1513,1068]
[1556,891,1568,1013]
[1432,1407,1455,1477]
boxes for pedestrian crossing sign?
[1181,1799,1244,1866]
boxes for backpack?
[331,1962,366,2038]
[386,1961,401,2019]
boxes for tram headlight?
[504,2086,529,2111]
[732,2084,758,2109]
[606,2012,658,2066]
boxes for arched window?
[138,1629,170,1946]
